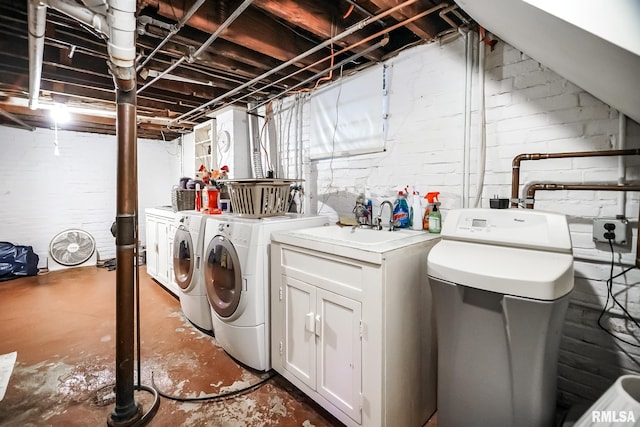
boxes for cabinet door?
[316,289,362,424]
[146,217,159,277]
[156,219,169,284]
[283,276,317,390]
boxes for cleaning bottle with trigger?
[425,192,441,234]
[392,189,410,228]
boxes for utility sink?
[289,225,420,245]
[271,224,441,264]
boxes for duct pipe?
[523,183,640,269]
[136,0,206,72]
[511,149,640,207]
[172,0,437,123]
[28,0,47,110]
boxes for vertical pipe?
[28,0,47,110]
[472,35,486,208]
[462,29,473,208]
[618,113,627,216]
[109,85,141,425]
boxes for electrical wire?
[596,238,640,348]
[150,371,276,402]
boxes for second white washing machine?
[173,211,212,332]
[203,214,329,371]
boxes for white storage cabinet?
[270,232,439,427]
[145,208,179,296]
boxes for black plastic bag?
[0,241,39,281]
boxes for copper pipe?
[524,183,640,269]
[511,149,640,207]
[109,85,142,425]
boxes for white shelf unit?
[193,119,216,178]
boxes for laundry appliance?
[173,211,212,331]
[203,214,329,371]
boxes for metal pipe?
[172,0,432,123]
[249,37,387,111]
[618,114,627,216]
[511,149,640,207]
[523,183,640,270]
[137,0,254,95]
[136,0,207,72]
[28,0,47,110]
[235,2,450,116]
[110,85,141,426]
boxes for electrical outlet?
[592,217,629,246]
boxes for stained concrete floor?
[0,266,345,426]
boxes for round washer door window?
[204,235,241,318]
[173,226,194,290]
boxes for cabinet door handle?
[305,312,315,334]
[315,314,321,337]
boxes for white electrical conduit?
[171,0,433,124]
[472,37,486,208]
[137,0,254,95]
[618,113,627,216]
[136,0,206,73]
[461,29,473,208]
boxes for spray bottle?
[392,189,410,228]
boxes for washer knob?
[218,224,225,232]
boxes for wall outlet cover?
[592,217,629,246]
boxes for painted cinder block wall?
[272,36,640,408]
[0,127,182,265]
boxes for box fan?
[48,229,97,271]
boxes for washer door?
[173,225,194,290]
[204,235,242,318]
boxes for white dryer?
[173,212,212,331]
[203,214,329,371]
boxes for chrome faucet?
[376,200,395,231]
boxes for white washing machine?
[173,211,212,332]
[202,214,329,371]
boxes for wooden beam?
[365,0,441,40]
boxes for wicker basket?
[171,187,196,212]
[226,179,292,218]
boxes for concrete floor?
[0,266,345,426]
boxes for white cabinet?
[193,119,215,178]
[271,231,439,427]
[283,276,362,423]
[145,208,179,296]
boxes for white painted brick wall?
[0,127,182,266]
[272,35,640,410]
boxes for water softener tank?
[427,208,574,427]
